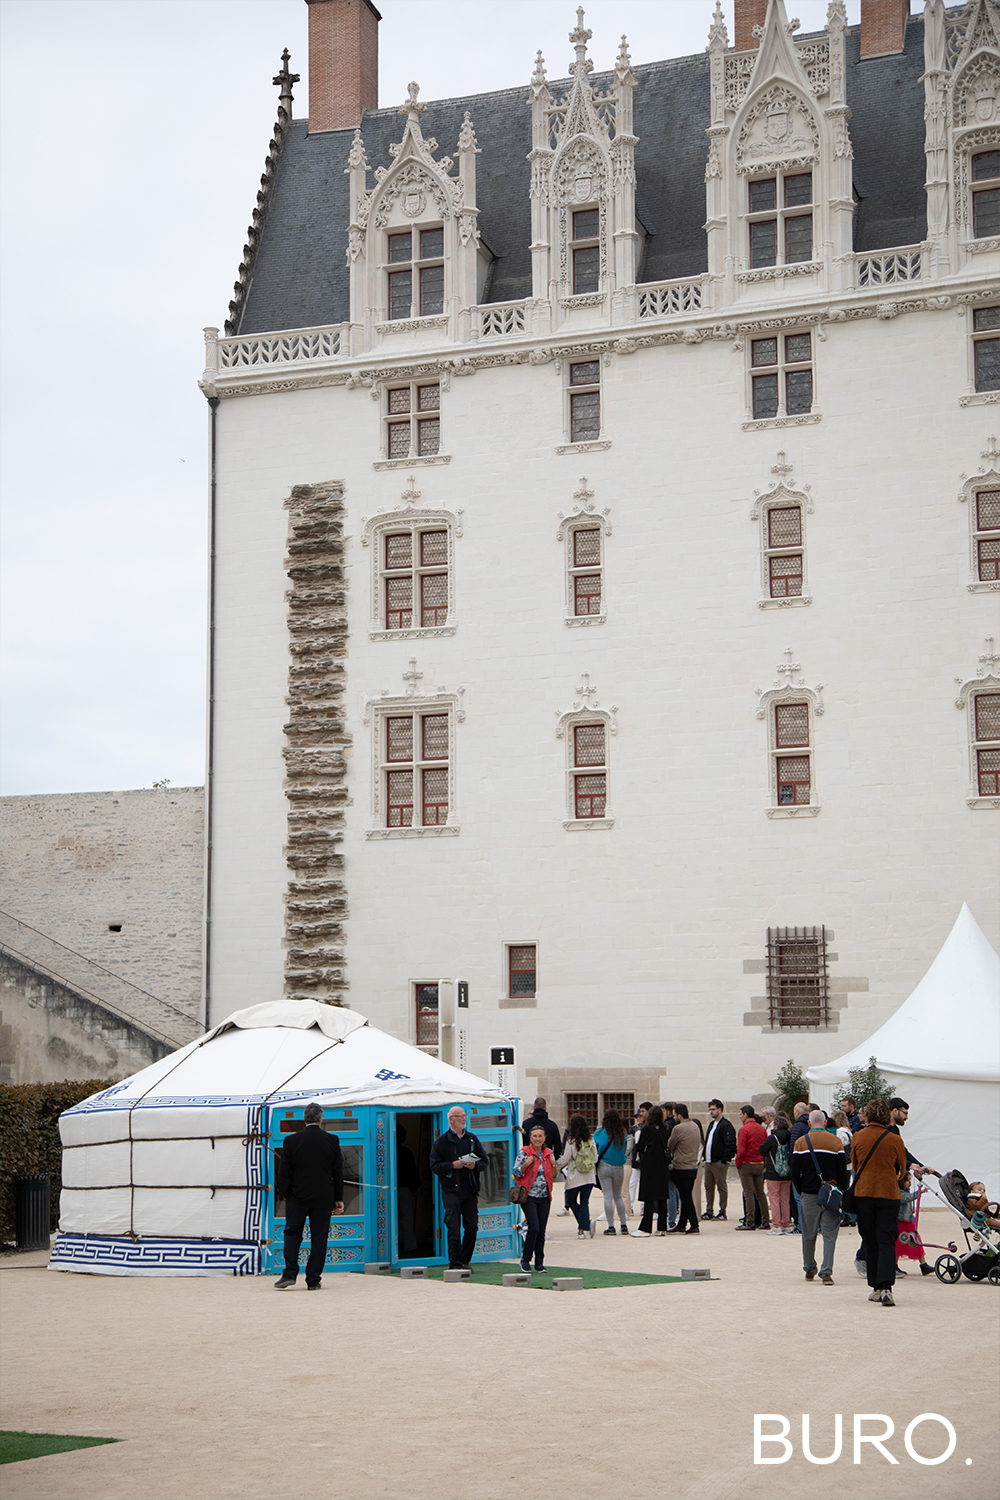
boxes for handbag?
[508,1182,528,1205]
[805,1130,845,1214]
[840,1128,893,1214]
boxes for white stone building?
[199,0,1000,1118]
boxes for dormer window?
[972,152,1000,240]
[387,228,445,320]
[570,209,600,293]
[748,173,813,268]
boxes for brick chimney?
[305,0,380,133]
[860,0,910,59]
[734,0,768,51]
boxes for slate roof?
[236,12,931,336]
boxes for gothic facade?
[200,0,999,1112]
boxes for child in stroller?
[966,1182,1000,1230]
[921,1168,1000,1284]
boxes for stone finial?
[570,6,593,70]
[707,1,729,48]
[532,48,547,86]
[273,47,300,112]
[457,110,481,154]
[616,34,632,69]
[400,80,427,119]
[826,0,848,32]
[346,128,369,173]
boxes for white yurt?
[806,905,1000,1197]
[50,1001,519,1276]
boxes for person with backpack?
[761,1110,793,1233]
[593,1108,630,1235]
[557,1113,599,1239]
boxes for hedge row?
[0,1081,113,1243]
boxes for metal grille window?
[747,173,813,269]
[571,208,600,294]
[570,526,602,616]
[601,1092,635,1121]
[974,692,1000,796]
[386,227,445,320]
[972,151,1000,240]
[973,307,1000,394]
[414,982,439,1052]
[508,945,537,997]
[385,382,441,459]
[766,926,829,1028]
[383,711,450,827]
[974,490,1000,581]
[569,360,601,443]
[765,505,804,597]
[751,333,813,420]
[380,526,449,631]
[573,722,607,819]
[774,702,811,806]
[565,1092,599,1130]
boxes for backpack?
[772,1140,791,1179]
[574,1139,598,1175]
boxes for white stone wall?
[0,788,204,1016]
[208,303,999,1102]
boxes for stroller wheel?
[989,1265,1000,1287]
[948,1242,958,1252]
[934,1253,961,1284]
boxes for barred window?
[573,722,607,819]
[747,172,813,269]
[565,1092,599,1130]
[974,490,1000,582]
[766,926,830,1028]
[971,151,1000,240]
[383,711,450,828]
[379,526,449,631]
[765,505,804,598]
[571,208,600,294]
[414,982,439,1053]
[973,692,1000,796]
[751,333,813,421]
[570,526,603,617]
[385,381,441,460]
[386,226,445,320]
[569,360,601,444]
[773,701,812,807]
[508,945,537,997]
[601,1092,635,1122]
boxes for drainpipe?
[203,394,220,1029]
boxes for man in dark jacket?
[840,1095,863,1134]
[275,1102,344,1290]
[520,1098,561,1153]
[429,1106,490,1269]
[701,1099,737,1220]
[790,1110,850,1285]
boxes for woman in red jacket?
[735,1105,770,1230]
[513,1124,556,1273]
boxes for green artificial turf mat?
[389,1262,693,1289]
[1,1432,119,1465]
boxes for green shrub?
[771,1058,810,1118]
[835,1056,893,1114]
[0,1082,113,1243]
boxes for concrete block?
[501,1272,531,1286]
[681,1267,711,1280]
[552,1276,583,1291]
[400,1266,428,1279]
[364,1262,391,1275]
[443,1268,472,1282]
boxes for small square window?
[509,945,537,997]
[378,524,451,632]
[750,332,814,422]
[384,381,441,458]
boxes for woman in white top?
[557,1114,598,1239]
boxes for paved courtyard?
[2,1208,996,1500]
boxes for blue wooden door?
[464,1101,521,1262]
[263,1105,371,1275]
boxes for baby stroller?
[919,1169,1000,1285]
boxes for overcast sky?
[0,0,866,796]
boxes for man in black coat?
[275,1102,344,1290]
[429,1105,489,1269]
[701,1099,737,1220]
[520,1097,561,1153]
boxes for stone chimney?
[305,0,380,133]
[734,0,768,50]
[860,0,910,59]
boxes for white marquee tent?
[806,905,1000,1197]
[50,1001,515,1277]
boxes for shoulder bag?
[840,1128,893,1214]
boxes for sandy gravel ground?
[1,1208,996,1500]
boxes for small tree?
[835,1056,892,1113]
[771,1059,809,1117]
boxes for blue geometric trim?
[64,1082,514,1116]
[50,1233,261,1276]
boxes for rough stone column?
[282,482,350,1005]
